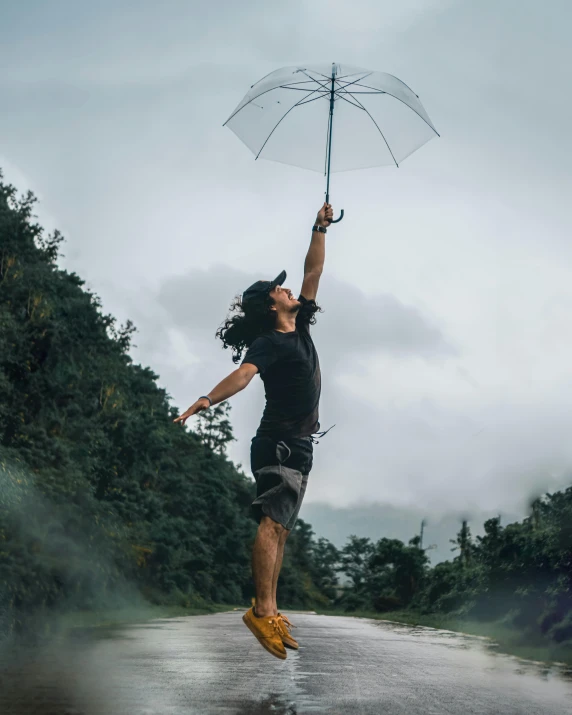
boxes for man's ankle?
[253,605,276,618]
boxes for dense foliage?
[335,504,572,648]
[1,171,570,652]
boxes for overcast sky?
[1,0,571,547]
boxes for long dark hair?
[216,294,276,364]
[216,293,322,364]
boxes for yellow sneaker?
[278,613,299,650]
[242,607,287,660]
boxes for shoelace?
[267,617,284,637]
[251,601,296,637]
[279,614,297,632]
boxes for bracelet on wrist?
[312,225,327,233]
[199,395,212,406]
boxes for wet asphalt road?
[1,611,571,714]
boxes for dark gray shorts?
[250,436,313,530]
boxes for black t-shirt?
[241,294,321,439]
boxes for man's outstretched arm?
[301,202,333,301]
[173,363,258,426]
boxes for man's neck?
[274,314,297,333]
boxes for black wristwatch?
[199,395,212,406]
[312,225,327,233]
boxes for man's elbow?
[236,363,258,389]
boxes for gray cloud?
[155,264,454,360]
[313,275,456,361]
[1,0,571,544]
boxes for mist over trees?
[0,171,570,652]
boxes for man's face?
[269,284,300,313]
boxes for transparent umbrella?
[224,62,439,222]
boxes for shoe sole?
[283,639,299,650]
[242,614,287,660]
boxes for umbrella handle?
[330,209,344,224]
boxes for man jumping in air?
[174,202,334,659]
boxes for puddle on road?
[0,627,325,715]
[226,693,300,714]
[371,619,572,682]
[1,618,570,714]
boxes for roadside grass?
[315,608,572,667]
[57,603,241,632]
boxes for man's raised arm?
[301,202,333,301]
[173,363,258,426]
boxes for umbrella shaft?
[325,65,336,203]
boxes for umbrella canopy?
[224,63,439,220]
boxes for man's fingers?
[174,399,209,424]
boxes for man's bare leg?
[271,528,289,614]
[252,516,287,617]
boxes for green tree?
[340,536,374,591]
[195,401,235,455]
[368,536,429,609]
[449,520,474,567]
[312,537,340,601]
[0,170,258,632]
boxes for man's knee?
[260,515,288,538]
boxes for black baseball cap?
[242,270,287,310]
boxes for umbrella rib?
[254,92,328,160]
[301,69,332,81]
[280,86,330,93]
[333,93,367,111]
[334,72,373,94]
[334,71,362,80]
[248,69,322,90]
[340,88,400,168]
[280,79,326,87]
[348,83,440,137]
[223,79,327,126]
[297,94,331,107]
[297,69,332,92]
